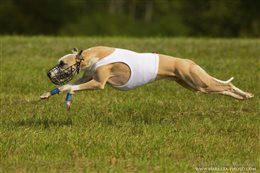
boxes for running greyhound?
[41,46,254,110]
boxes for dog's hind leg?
[174,61,254,100]
[194,65,254,100]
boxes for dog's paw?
[66,101,71,110]
[40,92,51,99]
[245,92,254,99]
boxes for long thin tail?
[213,76,234,84]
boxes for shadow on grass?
[15,117,73,128]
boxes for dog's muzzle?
[47,63,80,85]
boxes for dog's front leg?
[40,84,77,111]
[40,71,93,100]
[71,79,106,91]
[64,79,106,110]
[40,84,72,100]
[66,67,110,98]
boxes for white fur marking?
[85,57,99,70]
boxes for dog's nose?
[47,71,52,78]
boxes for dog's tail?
[213,76,234,84]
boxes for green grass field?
[0,36,259,172]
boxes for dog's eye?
[59,61,65,66]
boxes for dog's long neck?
[81,55,99,71]
[80,47,112,71]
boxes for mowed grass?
[0,36,259,172]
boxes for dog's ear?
[77,50,83,56]
[76,50,84,61]
[72,47,78,54]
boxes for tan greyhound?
[41,46,254,110]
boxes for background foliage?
[1,0,259,37]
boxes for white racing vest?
[93,48,159,90]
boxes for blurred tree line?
[0,0,259,37]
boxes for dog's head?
[47,48,84,85]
